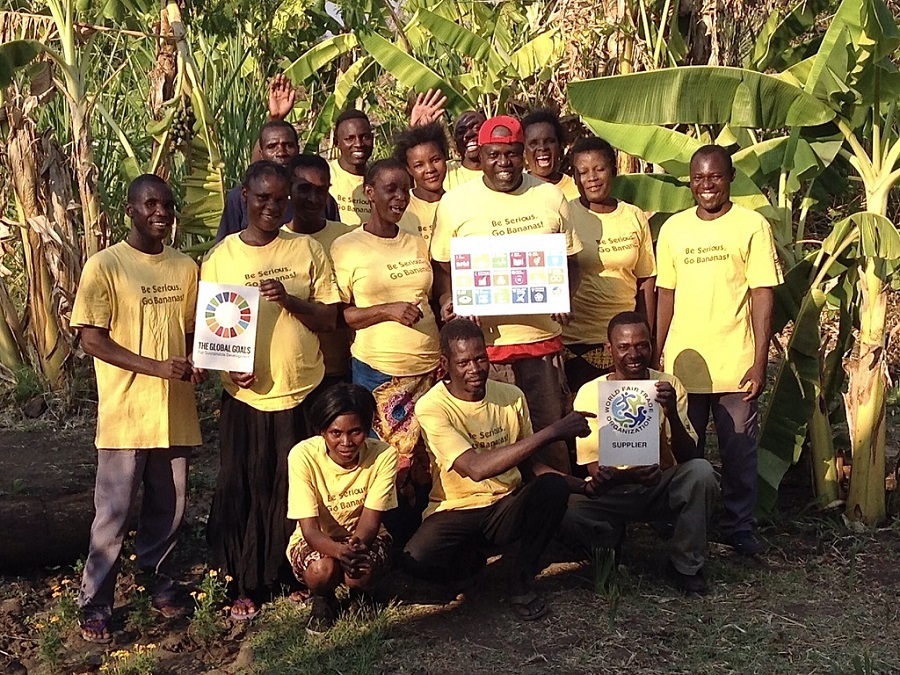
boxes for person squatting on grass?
[286,383,399,635]
[560,312,719,595]
[72,175,206,643]
[401,319,595,621]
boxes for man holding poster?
[431,115,582,473]
[560,312,718,595]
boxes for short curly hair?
[393,122,449,166]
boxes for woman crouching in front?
[286,383,399,635]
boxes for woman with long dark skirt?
[202,161,339,620]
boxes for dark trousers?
[687,392,759,535]
[402,473,569,584]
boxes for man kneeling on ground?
[560,311,719,595]
[402,319,593,621]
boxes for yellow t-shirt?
[431,173,583,347]
[331,227,439,376]
[70,242,201,449]
[200,230,340,411]
[416,380,531,518]
[563,200,657,345]
[398,193,439,244]
[530,173,579,201]
[444,159,481,192]
[574,370,697,470]
[300,220,354,377]
[656,204,783,393]
[286,436,398,552]
[328,159,370,226]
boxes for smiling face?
[259,127,299,167]
[608,322,653,380]
[442,337,490,401]
[405,140,447,193]
[454,111,486,162]
[364,167,411,225]
[127,182,176,243]
[335,117,374,170]
[323,413,368,469]
[480,140,525,193]
[524,121,561,179]
[690,151,734,217]
[243,173,290,233]
[573,149,615,205]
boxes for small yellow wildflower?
[51,584,61,592]
[51,591,61,598]
[35,622,45,629]
[49,615,60,624]
[136,585,146,592]
[208,569,218,577]
[196,592,207,601]
[145,643,157,650]
[190,590,197,597]
[225,575,234,582]
[110,649,130,659]
[129,554,137,561]
[61,578,72,586]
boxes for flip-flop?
[79,617,112,644]
[508,592,549,622]
[229,597,259,622]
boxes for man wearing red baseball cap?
[430,115,583,474]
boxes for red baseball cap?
[477,115,524,145]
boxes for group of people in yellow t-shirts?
[69,91,782,642]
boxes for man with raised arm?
[73,175,205,642]
[561,311,718,595]
[655,145,782,556]
[403,319,593,621]
[431,115,582,474]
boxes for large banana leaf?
[568,67,836,128]
[303,55,374,151]
[283,34,358,84]
[581,118,697,174]
[747,0,832,71]
[611,174,695,214]
[757,286,827,517]
[0,40,42,87]
[508,30,563,79]
[413,9,506,74]
[356,29,473,115]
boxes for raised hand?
[267,73,297,121]
[410,88,447,127]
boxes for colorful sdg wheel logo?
[608,389,652,433]
[205,291,251,339]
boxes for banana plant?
[280,0,564,148]
[567,0,900,523]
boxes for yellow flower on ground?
[136,585,146,592]
[49,615,60,623]
[208,569,217,577]
[129,554,137,561]
[225,575,234,582]
[196,592,207,601]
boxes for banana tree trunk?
[808,396,840,507]
[845,258,888,524]
[0,278,24,370]
[70,102,106,257]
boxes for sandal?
[229,597,259,622]
[79,617,112,644]
[288,589,310,605]
[152,593,187,619]
[508,592,549,622]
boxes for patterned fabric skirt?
[351,358,436,547]
[562,343,614,394]
[289,534,393,582]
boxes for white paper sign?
[192,282,260,372]
[596,380,660,467]
[449,234,570,316]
